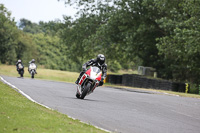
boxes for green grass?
[0,81,107,133]
[107,69,138,75]
[0,65,79,83]
[0,65,107,133]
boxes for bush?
[109,60,122,73]
[189,84,199,94]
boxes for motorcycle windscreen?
[29,63,36,69]
[90,67,102,81]
[18,63,23,69]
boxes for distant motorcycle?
[28,63,37,79]
[76,66,102,99]
[17,63,24,77]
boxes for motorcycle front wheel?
[31,71,34,79]
[80,82,91,99]
[76,92,80,98]
[20,70,24,77]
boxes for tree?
[60,12,110,71]
[0,4,37,65]
[155,0,200,84]
[19,18,43,34]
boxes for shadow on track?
[64,96,105,102]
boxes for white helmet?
[31,59,35,63]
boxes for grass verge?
[0,65,79,83]
[0,81,107,133]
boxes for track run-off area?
[1,75,200,133]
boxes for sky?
[1,0,77,23]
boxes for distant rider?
[75,54,107,86]
[28,59,37,74]
[16,59,24,73]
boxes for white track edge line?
[0,76,111,133]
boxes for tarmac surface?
[1,75,200,133]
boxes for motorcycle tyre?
[20,71,24,77]
[80,83,91,99]
[76,92,80,99]
[31,72,34,79]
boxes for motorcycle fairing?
[86,67,102,81]
[76,66,102,97]
[79,74,87,85]
[29,63,36,69]
[18,63,23,69]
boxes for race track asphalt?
[1,75,200,133]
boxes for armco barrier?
[107,75,122,84]
[107,74,185,92]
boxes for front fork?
[76,74,100,95]
[77,74,87,95]
[91,82,99,92]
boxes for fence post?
[185,83,189,93]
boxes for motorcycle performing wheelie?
[75,54,107,99]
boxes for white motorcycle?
[28,63,37,79]
[76,66,102,99]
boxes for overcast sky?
[1,0,77,23]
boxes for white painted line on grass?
[0,76,111,133]
[0,76,51,109]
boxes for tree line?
[0,0,200,89]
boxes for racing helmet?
[31,59,35,63]
[97,54,105,65]
[18,59,21,63]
